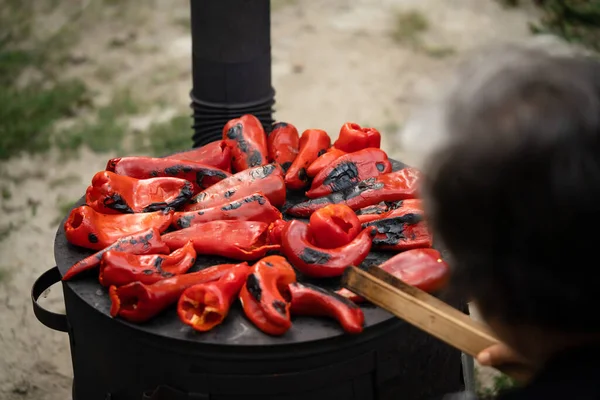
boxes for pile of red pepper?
[62,115,450,336]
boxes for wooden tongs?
[342,266,528,381]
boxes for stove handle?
[31,266,69,333]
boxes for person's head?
[404,42,600,363]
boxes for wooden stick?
[342,266,527,381]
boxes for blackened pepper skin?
[363,212,433,251]
[285,129,331,190]
[222,115,269,173]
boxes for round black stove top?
[54,160,408,347]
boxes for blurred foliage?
[139,115,194,157]
[477,372,518,399]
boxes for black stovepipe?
[190,0,275,148]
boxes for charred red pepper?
[62,227,170,281]
[308,204,361,249]
[106,156,230,192]
[356,199,423,224]
[333,122,381,153]
[165,140,232,172]
[306,148,346,178]
[376,248,450,293]
[109,262,246,323]
[281,220,375,278]
[306,148,392,198]
[98,241,197,287]
[239,256,296,336]
[363,211,432,251]
[178,263,251,332]
[162,220,280,261]
[223,114,269,172]
[64,205,173,251]
[289,282,364,334]
[267,219,288,246]
[86,171,194,214]
[267,122,299,172]
[286,168,421,217]
[284,129,331,190]
[184,164,286,211]
[172,192,281,229]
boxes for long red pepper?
[64,205,173,251]
[223,114,269,172]
[267,122,299,172]
[172,192,281,229]
[267,219,288,246]
[106,156,230,193]
[289,282,364,334]
[286,168,421,217]
[306,148,392,198]
[284,129,331,190]
[239,256,296,336]
[333,122,381,153]
[184,164,286,211]
[62,227,170,281]
[165,140,232,172]
[281,220,375,278]
[306,148,346,178]
[363,212,433,251]
[356,199,423,224]
[86,171,194,214]
[161,220,280,261]
[98,241,197,287]
[109,262,246,323]
[308,204,361,249]
[178,263,251,332]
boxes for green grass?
[391,10,429,45]
[1,186,12,200]
[52,196,78,226]
[0,267,12,283]
[477,372,518,399]
[133,115,194,157]
[48,174,80,189]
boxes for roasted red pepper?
[306,148,346,178]
[178,263,251,332]
[308,204,361,248]
[267,122,299,172]
[281,220,375,278]
[64,205,173,251]
[162,220,280,261]
[267,219,288,246]
[109,262,245,323]
[165,140,232,172]
[239,256,296,336]
[376,248,449,293]
[333,122,381,153]
[172,192,281,229]
[289,282,364,334]
[306,148,392,198]
[286,168,421,217]
[98,241,197,287]
[106,156,230,193]
[356,199,423,224]
[335,288,365,304]
[223,114,269,172]
[363,211,432,251]
[184,164,286,211]
[62,227,170,281]
[284,129,331,190]
[86,171,194,214]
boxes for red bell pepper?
[284,129,331,190]
[165,140,232,172]
[286,168,421,217]
[267,219,288,246]
[306,148,392,198]
[162,220,280,261]
[109,262,245,323]
[184,164,286,211]
[98,241,197,287]
[106,156,230,193]
[333,122,381,153]
[281,220,376,278]
[308,204,361,249]
[239,256,296,336]
[363,211,433,251]
[223,114,269,172]
[62,227,170,281]
[267,122,299,172]
[356,199,423,224]
[178,263,251,332]
[375,248,450,293]
[64,205,173,251]
[289,282,364,334]
[306,148,346,178]
[85,171,194,214]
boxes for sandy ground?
[0,1,539,399]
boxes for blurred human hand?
[477,343,535,383]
